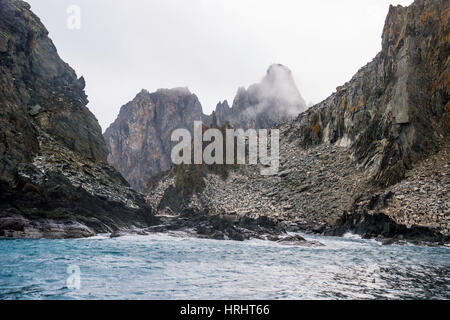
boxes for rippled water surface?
[0,233,449,300]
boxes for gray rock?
[29,104,41,116]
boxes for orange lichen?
[341,96,347,111]
[420,8,436,25]
[420,12,427,24]
[313,123,321,139]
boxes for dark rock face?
[0,0,107,181]
[146,0,449,244]
[104,88,210,191]
[0,0,157,238]
[215,64,307,129]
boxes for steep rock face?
[104,88,210,191]
[290,0,449,186]
[146,0,449,241]
[0,0,156,238]
[215,64,307,129]
[0,0,107,184]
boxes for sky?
[26,0,414,131]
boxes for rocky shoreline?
[106,210,447,248]
[323,212,449,247]
[1,197,447,247]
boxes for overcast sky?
[26,0,414,131]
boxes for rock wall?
[290,0,449,186]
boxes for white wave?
[343,232,362,240]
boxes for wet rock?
[379,238,396,246]
[277,235,325,247]
[110,231,125,238]
[326,211,449,245]
[312,224,326,234]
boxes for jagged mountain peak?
[215,100,231,113]
[215,63,307,129]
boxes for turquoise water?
[0,233,449,300]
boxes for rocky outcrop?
[0,0,157,238]
[104,88,211,191]
[146,0,449,244]
[326,211,449,246]
[139,210,324,246]
[104,64,306,192]
[215,64,307,129]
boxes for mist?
[242,64,307,121]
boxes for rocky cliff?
[104,88,211,191]
[146,0,449,244]
[293,0,449,187]
[0,0,157,238]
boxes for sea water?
[0,233,449,300]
